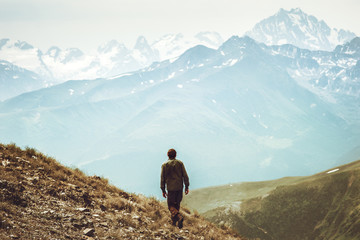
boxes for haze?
[1,0,359,51]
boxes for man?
[160,148,190,229]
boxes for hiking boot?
[177,215,184,229]
[171,214,179,226]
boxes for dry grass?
[0,143,244,240]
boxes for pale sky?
[0,0,359,52]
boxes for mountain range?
[0,33,359,195]
[0,8,357,100]
[0,32,223,88]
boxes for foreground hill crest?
[0,143,242,239]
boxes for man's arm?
[160,164,167,198]
[182,162,190,194]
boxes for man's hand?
[162,191,167,198]
[185,188,189,195]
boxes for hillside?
[184,160,360,240]
[0,143,243,240]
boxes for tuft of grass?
[6,143,22,155]
[0,202,16,215]
[105,197,134,212]
[25,146,37,158]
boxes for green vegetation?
[185,160,360,240]
[183,176,306,214]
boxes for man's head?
[167,148,177,159]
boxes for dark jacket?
[161,158,189,192]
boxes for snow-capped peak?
[97,40,128,54]
[195,31,224,49]
[0,38,47,76]
[151,33,224,61]
[245,8,356,51]
[14,40,34,50]
[134,36,149,49]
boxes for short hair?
[167,149,177,159]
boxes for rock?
[2,159,10,167]
[99,222,108,227]
[100,204,107,211]
[76,207,90,213]
[83,228,95,237]
[73,223,82,229]
[32,176,39,184]
[132,215,140,220]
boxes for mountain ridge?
[183,159,360,240]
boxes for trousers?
[167,190,183,219]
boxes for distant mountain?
[184,160,360,240]
[0,39,51,78]
[0,32,224,100]
[151,32,223,60]
[246,8,356,50]
[0,60,46,101]
[0,36,359,196]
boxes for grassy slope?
[0,143,243,240]
[184,160,360,240]
[183,176,306,215]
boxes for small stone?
[83,228,95,237]
[73,223,82,229]
[100,204,107,211]
[2,159,10,167]
[76,207,90,213]
[99,222,108,227]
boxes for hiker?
[160,148,190,228]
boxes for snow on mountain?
[1,7,357,104]
[2,7,356,94]
[265,37,360,100]
[246,8,356,51]
[0,38,51,78]
[42,46,95,81]
[0,60,46,101]
[133,36,159,65]
[195,32,224,48]
[151,32,223,60]
[335,37,360,56]
[0,32,223,91]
